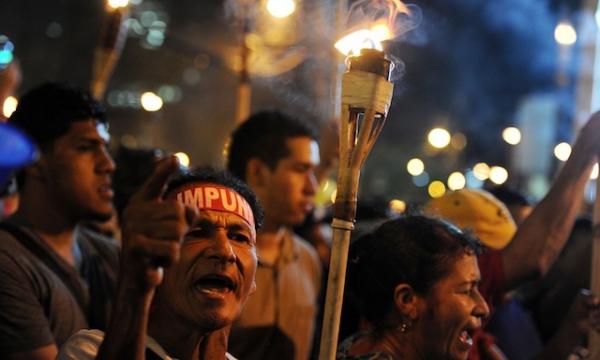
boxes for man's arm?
[94,156,196,360]
[501,112,600,291]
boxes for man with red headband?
[57,160,264,360]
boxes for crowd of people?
[1,64,600,360]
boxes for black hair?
[9,82,107,152]
[165,166,264,231]
[345,213,483,330]
[227,108,319,181]
[8,82,107,189]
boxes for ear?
[24,154,47,181]
[394,283,419,320]
[245,157,270,188]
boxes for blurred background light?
[428,128,451,149]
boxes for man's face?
[158,207,258,332]
[262,136,319,227]
[415,254,489,360]
[40,119,115,222]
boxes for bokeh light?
[389,199,406,214]
[473,163,490,180]
[447,172,466,191]
[428,180,446,198]
[2,95,17,118]
[451,133,467,150]
[174,152,190,167]
[554,142,571,161]
[428,128,451,149]
[412,171,430,187]
[407,158,425,176]
[554,21,577,46]
[140,92,163,111]
[489,166,508,185]
[502,127,521,145]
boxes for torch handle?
[318,227,352,360]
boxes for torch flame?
[107,0,129,10]
[335,0,420,56]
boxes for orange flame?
[335,0,421,55]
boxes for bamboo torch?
[590,175,600,356]
[318,47,394,360]
[91,0,130,100]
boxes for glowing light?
[554,142,571,161]
[315,179,337,207]
[331,189,338,204]
[428,180,446,198]
[428,128,451,149]
[489,166,508,185]
[140,92,163,112]
[412,171,429,187]
[120,134,138,148]
[389,199,406,213]
[502,127,521,145]
[174,152,190,167]
[267,0,295,18]
[451,133,467,150]
[371,22,391,42]
[554,22,577,46]
[473,163,490,181]
[591,164,599,180]
[407,158,424,176]
[3,96,18,118]
[447,172,466,191]
[334,30,383,56]
[108,0,129,9]
[465,170,484,188]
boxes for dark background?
[0,0,591,205]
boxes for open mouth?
[459,330,473,347]
[194,275,234,295]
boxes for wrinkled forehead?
[166,183,255,228]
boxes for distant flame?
[335,0,420,56]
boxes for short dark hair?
[345,213,483,330]
[9,82,107,152]
[165,166,264,231]
[227,109,319,181]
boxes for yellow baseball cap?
[424,188,517,249]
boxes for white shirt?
[57,329,238,360]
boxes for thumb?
[130,155,180,203]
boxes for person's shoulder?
[290,231,319,256]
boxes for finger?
[130,155,180,203]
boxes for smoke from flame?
[336,0,422,56]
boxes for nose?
[304,171,318,196]
[473,289,490,319]
[97,147,116,174]
[207,232,237,263]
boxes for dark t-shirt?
[0,224,119,354]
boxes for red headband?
[167,184,255,227]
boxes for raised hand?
[119,156,198,292]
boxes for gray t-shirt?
[0,224,119,354]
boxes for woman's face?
[415,254,489,360]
